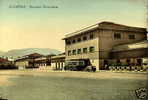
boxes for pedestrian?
[92,66,96,72]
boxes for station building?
[51,53,65,70]
[15,53,43,69]
[63,21,147,70]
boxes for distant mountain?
[0,48,62,59]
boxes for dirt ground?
[0,69,147,85]
[0,69,147,100]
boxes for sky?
[0,0,147,52]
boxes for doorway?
[104,60,109,70]
[137,59,142,66]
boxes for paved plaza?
[0,70,147,100]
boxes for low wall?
[109,66,148,71]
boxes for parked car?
[64,59,96,72]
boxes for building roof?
[15,57,29,62]
[112,40,148,52]
[15,53,44,62]
[63,24,98,40]
[35,57,47,61]
[51,53,65,59]
[0,57,9,63]
[63,21,147,39]
[46,54,56,57]
[24,53,43,57]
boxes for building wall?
[111,48,148,59]
[108,58,140,65]
[65,30,100,69]
[64,23,147,70]
[51,55,65,70]
[65,29,146,69]
[15,61,29,68]
[99,30,146,59]
[51,61,65,69]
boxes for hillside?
[0,48,62,59]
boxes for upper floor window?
[72,50,76,55]
[114,33,121,39]
[90,34,94,39]
[72,39,76,44]
[83,36,87,41]
[83,48,87,53]
[128,34,135,39]
[66,40,71,45]
[68,50,71,56]
[89,46,95,53]
[77,49,81,54]
[77,38,81,42]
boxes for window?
[126,59,130,65]
[137,59,142,66]
[117,59,120,63]
[66,40,71,45]
[114,33,121,39]
[68,50,71,56]
[83,48,87,53]
[72,50,76,55]
[79,61,84,66]
[128,34,135,39]
[83,36,87,41]
[77,49,81,54]
[72,39,76,43]
[126,59,130,63]
[77,38,81,42]
[116,59,121,65]
[90,34,94,39]
[89,46,95,53]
